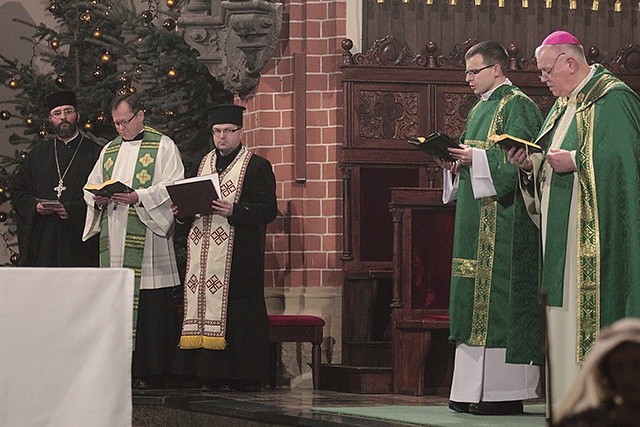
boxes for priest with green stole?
[83,93,185,389]
[11,90,102,266]
[174,104,277,390]
[508,31,640,418]
[439,41,544,416]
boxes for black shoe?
[448,400,470,413]
[468,400,523,415]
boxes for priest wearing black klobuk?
[11,90,102,266]
[173,104,278,388]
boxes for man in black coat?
[12,90,102,266]
[173,104,277,389]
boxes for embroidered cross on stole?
[99,126,161,349]
[180,146,252,350]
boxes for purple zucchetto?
[541,30,582,47]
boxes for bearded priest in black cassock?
[11,90,103,266]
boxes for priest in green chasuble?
[440,41,544,416]
[508,31,640,418]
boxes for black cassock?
[11,134,103,267]
[175,147,278,385]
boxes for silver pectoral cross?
[54,179,66,199]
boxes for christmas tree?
[0,0,231,265]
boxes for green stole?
[449,85,543,364]
[537,68,636,361]
[99,126,161,347]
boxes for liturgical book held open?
[408,132,460,162]
[166,173,221,218]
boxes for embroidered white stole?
[179,147,252,350]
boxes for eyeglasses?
[50,108,76,118]
[539,53,566,80]
[212,127,242,136]
[464,64,495,77]
[113,110,140,128]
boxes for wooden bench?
[267,314,325,390]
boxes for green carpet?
[312,404,547,426]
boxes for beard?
[55,119,79,139]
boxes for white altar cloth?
[0,268,133,427]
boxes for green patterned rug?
[312,404,547,426]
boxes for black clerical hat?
[45,90,77,111]
[210,104,245,127]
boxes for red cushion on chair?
[268,314,325,327]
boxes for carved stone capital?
[179,0,283,97]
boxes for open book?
[408,132,460,162]
[490,133,542,153]
[166,173,221,218]
[84,179,133,197]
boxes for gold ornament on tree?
[127,85,137,94]
[24,116,34,127]
[83,120,93,131]
[164,109,176,119]
[49,39,60,50]
[48,1,61,13]
[140,10,154,23]
[117,87,129,96]
[6,77,19,89]
[54,75,66,86]
[80,10,93,23]
[20,150,29,159]
[38,127,47,138]
[0,110,11,120]
[166,0,177,8]
[162,18,177,31]
[167,67,178,82]
[118,73,129,85]
[92,28,102,39]
[92,66,105,80]
[100,51,112,64]
[96,112,107,125]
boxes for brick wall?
[239,1,347,290]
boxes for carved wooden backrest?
[340,36,640,277]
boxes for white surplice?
[82,134,184,289]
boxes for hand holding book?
[490,133,542,153]
[408,132,461,162]
[167,174,221,218]
[84,179,134,197]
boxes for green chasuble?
[448,84,544,365]
[537,65,640,361]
